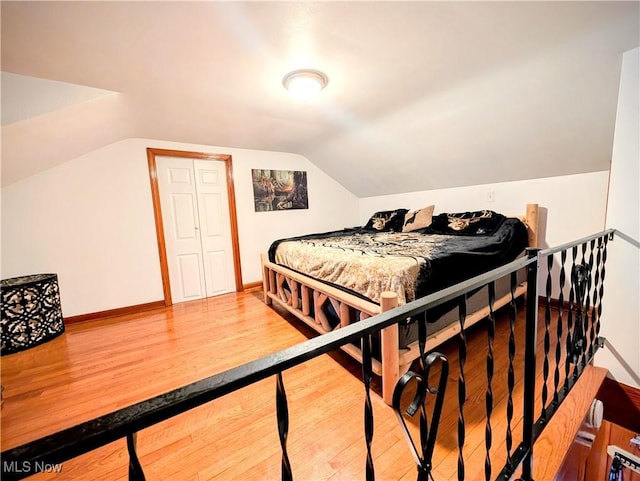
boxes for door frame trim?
[146,147,243,306]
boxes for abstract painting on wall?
[251,169,308,212]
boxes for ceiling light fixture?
[282,69,328,100]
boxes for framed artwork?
[251,169,308,212]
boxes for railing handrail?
[539,228,615,257]
[1,255,535,468]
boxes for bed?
[261,203,539,404]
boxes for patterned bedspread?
[268,217,528,306]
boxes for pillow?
[402,205,435,232]
[363,209,408,232]
[427,210,506,235]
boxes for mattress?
[268,213,528,309]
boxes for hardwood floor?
[0,288,592,480]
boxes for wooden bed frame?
[261,204,540,404]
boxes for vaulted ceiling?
[2,1,638,196]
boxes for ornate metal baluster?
[505,273,517,469]
[570,263,583,367]
[554,250,567,405]
[571,260,589,373]
[362,334,375,481]
[392,351,449,481]
[576,242,590,369]
[418,310,429,466]
[457,295,468,481]
[589,238,602,360]
[595,235,610,348]
[127,432,146,481]
[542,255,553,417]
[564,246,577,387]
[581,240,595,363]
[484,282,496,481]
[276,372,293,481]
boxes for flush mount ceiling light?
[282,69,328,100]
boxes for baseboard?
[539,296,595,316]
[64,300,167,324]
[64,285,265,324]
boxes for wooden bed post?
[380,291,399,405]
[526,203,539,248]
[261,253,272,305]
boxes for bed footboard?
[262,253,408,402]
[262,253,528,405]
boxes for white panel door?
[157,156,235,303]
[194,159,235,297]
[157,157,206,303]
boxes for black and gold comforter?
[268,214,528,306]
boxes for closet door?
[194,159,235,297]
[157,157,234,303]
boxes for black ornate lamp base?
[1,274,65,356]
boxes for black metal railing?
[492,230,613,481]
[530,231,611,441]
[0,230,615,481]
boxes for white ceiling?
[1,1,638,195]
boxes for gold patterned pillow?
[402,205,435,232]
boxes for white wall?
[1,140,162,317]
[359,172,610,300]
[597,47,640,387]
[1,135,619,322]
[359,171,610,249]
[1,138,359,317]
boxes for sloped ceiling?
[1,1,638,195]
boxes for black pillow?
[427,210,506,236]
[363,209,409,232]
